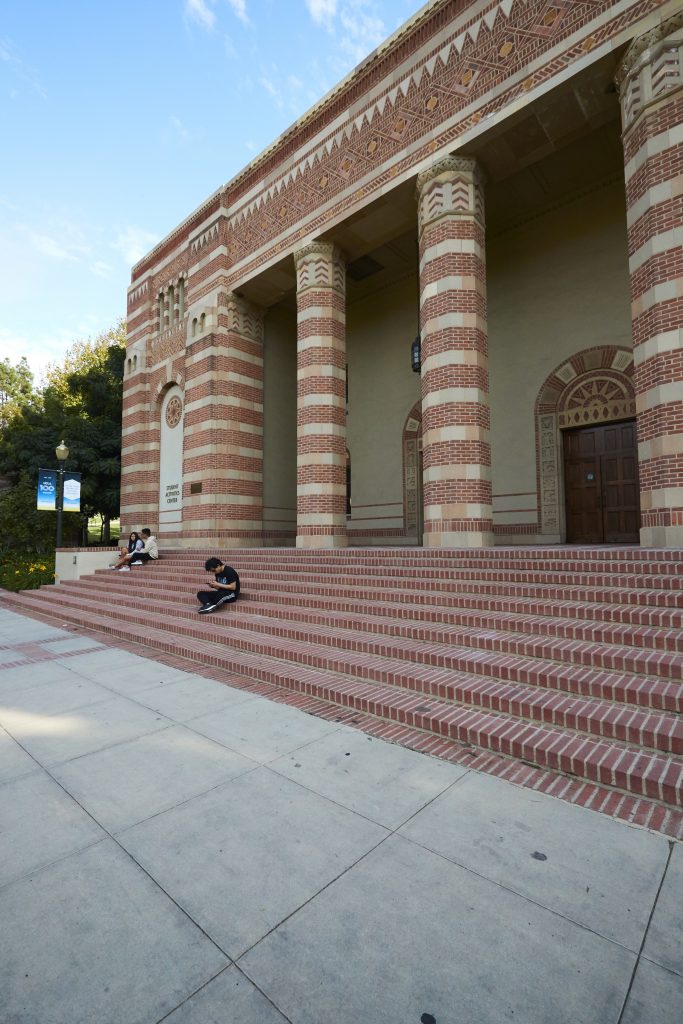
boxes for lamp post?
[55,440,69,550]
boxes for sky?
[0,0,420,383]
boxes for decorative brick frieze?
[417,155,492,548]
[618,13,683,546]
[131,1,668,296]
[294,242,348,548]
[182,291,265,545]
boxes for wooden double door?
[563,421,640,544]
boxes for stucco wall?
[346,278,421,541]
[488,180,632,539]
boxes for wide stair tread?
[71,577,683,707]
[14,586,682,755]
[90,561,683,622]
[96,563,683,612]
[88,568,683,636]
[7,588,682,809]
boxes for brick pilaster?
[182,291,264,546]
[617,14,683,547]
[294,241,347,548]
[416,155,492,548]
[121,279,159,535]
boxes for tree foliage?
[0,320,126,550]
[0,357,34,425]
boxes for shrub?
[0,552,55,592]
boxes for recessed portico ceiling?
[237,49,624,310]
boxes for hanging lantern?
[411,335,421,373]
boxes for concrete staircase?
[5,546,682,836]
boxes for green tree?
[0,320,126,549]
[0,357,35,424]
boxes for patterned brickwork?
[617,13,683,546]
[294,242,348,548]
[417,156,492,548]
[181,292,264,545]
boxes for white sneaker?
[118,566,131,572]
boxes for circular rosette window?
[165,396,183,428]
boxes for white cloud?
[258,76,284,108]
[0,36,46,98]
[339,2,386,62]
[114,227,160,266]
[24,222,90,264]
[305,0,338,27]
[91,261,113,279]
[28,232,78,262]
[185,0,216,30]
[227,0,249,25]
[169,115,190,143]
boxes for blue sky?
[0,0,419,382]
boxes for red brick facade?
[122,1,682,549]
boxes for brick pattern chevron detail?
[4,546,682,838]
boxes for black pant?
[196,590,237,607]
[131,552,156,563]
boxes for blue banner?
[62,472,81,512]
[37,470,57,510]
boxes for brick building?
[123,0,683,550]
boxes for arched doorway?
[403,402,423,545]
[535,348,639,543]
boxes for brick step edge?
[161,545,682,564]
[100,565,683,608]
[91,570,683,632]
[32,587,683,755]
[156,560,683,589]
[6,590,683,799]
[78,575,683,670]
[64,580,683,711]
[3,593,681,841]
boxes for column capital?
[415,155,484,199]
[294,241,346,295]
[615,12,683,129]
[218,291,264,343]
[416,155,485,234]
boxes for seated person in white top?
[110,528,159,571]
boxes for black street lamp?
[55,440,69,549]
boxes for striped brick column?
[416,155,492,548]
[617,15,683,547]
[182,291,264,546]
[294,241,347,548]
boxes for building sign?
[162,482,181,508]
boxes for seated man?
[197,558,240,614]
[110,528,159,571]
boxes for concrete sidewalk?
[0,605,680,1024]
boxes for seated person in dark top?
[197,558,240,614]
